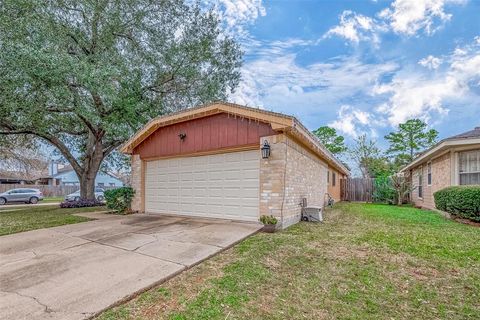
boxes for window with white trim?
[427,162,432,186]
[459,150,480,185]
[418,166,423,198]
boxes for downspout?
[279,134,288,228]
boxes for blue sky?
[211,0,480,150]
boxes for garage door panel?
[145,150,260,221]
[208,170,225,180]
[222,188,242,197]
[242,188,259,198]
[239,180,260,189]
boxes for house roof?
[121,101,350,175]
[401,126,480,172]
[446,126,480,140]
[0,171,34,182]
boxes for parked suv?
[0,188,44,205]
[65,188,105,202]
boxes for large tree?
[385,119,438,167]
[0,0,242,199]
[312,126,347,155]
[350,135,392,178]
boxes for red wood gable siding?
[133,113,277,159]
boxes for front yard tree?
[385,119,438,167]
[0,0,242,199]
[312,126,348,155]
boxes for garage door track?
[0,213,261,320]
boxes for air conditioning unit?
[301,206,323,222]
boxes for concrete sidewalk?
[0,213,261,320]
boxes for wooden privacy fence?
[0,184,79,197]
[340,178,375,202]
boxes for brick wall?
[411,152,451,210]
[260,134,328,228]
[130,154,143,212]
[259,134,287,219]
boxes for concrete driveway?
[0,213,262,320]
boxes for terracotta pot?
[262,224,277,233]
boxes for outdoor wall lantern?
[261,140,271,159]
[178,132,187,141]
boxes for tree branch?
[76,113,97,134]
[0,128,83,174]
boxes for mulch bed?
[452,216,480,228]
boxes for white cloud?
[229,53,397,129]
[243,38,317,58]
[374,38,480,125]
[379,0,466,36]
[374,76,453,125]
[329,105,375,137]
[325,0,467,44]
[418,55,443,69]
[324,11,383,44]
[205,0,266,37]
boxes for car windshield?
[95,188,104,192]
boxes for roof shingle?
[446,126,480,140]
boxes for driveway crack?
[81,237,186,267]
[1,290,55,314]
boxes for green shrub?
[260,215,278,225]
[434,186,480,221]
[373,175,396,204]
[104,187,135,214]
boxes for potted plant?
[260,215,278,233]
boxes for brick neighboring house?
[402,126,480,210]
[121,102,349,229]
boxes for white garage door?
[145,150,259,221]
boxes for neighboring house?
[38,162,124,188]
[0,159,49,185]
[0,172,35,184]
[121,101,349,229]
[328,167,347,202]
[402,126,480,210]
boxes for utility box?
[302,206,323,222]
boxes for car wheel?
[74,196,80,201]
[97,195,104,202]
[0,197,6,205]
[29,197,39,204]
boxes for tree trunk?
[79,173,97,200]
[78,137,104,200]
[79,158,103,199]
[397,190,402,206]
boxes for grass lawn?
[0,205,107,236]
[43,196,64,203]
[98,203,480,320]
